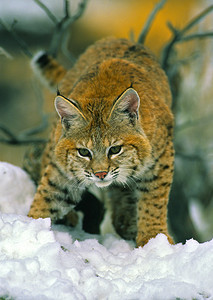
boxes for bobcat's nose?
[94,171,108,180]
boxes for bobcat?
[27,37,174,246]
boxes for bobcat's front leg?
[136,140,174,247]
[28,163,76,221]
[136,189,173,247]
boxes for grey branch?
[0,0,88,146]
[0,82,48,145]
[0,19,32,58]
[161,5,213,71]
[178,32,213,43]
[138,0,167,44]
[42,0,87,57]
[34,0,58,24]
[181,5,213,36]
[0,47,13,59]
[0,125,47,145]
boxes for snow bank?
[0,162,35,215]
[0,162,213,299]
[0,214,213,300]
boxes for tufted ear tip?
[110,88,140,121]
[54,96,71,119]
[123,88,140,118]
[54,95,86,126]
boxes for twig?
[0,125,47,145]
[61,29,77,63]
[47,0,88,57]
[161,5,213,71]
[0,19,32,58]
[20,83,49,138]
[0,138,47,145]
[138,0,167,44]
[19,115,48,138]
[0,0,89,147]
[0,125,18,142]
[180,5,213,36]
[0,79,49,146]
[166,22,178,35]
[64,0,70,19]
[0,47,13,59]
[34,0,58,24]
[178,32,213,43]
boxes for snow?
[0,162,213,300]
[0,162,35,215]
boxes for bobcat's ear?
[55,96,86,129]
[109,88,140,122]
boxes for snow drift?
[0,162,212,300]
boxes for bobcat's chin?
[94,180,112,188]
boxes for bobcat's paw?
[136,231,174,247]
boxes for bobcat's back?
[60,37,172,107]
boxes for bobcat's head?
[54,87,152,188]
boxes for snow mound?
[0,213,212,300]
[0,162,213,299]
[0,162,35,215]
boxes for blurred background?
[0,0,213,243]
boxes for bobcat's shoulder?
[28,37,174,247]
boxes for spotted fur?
[28,37,174,246]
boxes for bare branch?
[64,0,70,19]
[0,138,47,145]
[33,0,58,24]
[0,47,13,59]
[20,79,49,139]
[0,125,18,142]
[0,0,89,147]
[70,0,88,22]
[161,5,213,71]
[181,5,213,36]
[61,29,77,63]
[19,116,49,139]
[166,21,178,35]
[178,32,213,43]
[0,19,32,58]
[0,80,49,146]
[0,125,47,145]
[138,0,167,44]
[47,0,88,58]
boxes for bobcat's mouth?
[84,170,117,188]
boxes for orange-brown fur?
[28,37,174,246]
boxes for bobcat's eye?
[78,148,92,159]
[108,145,122,156]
